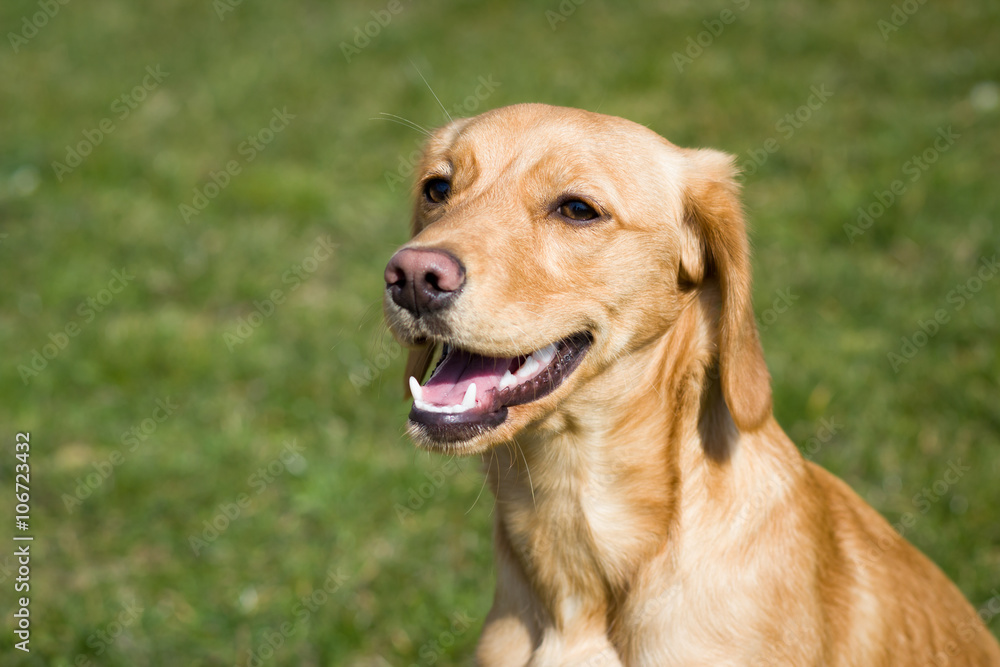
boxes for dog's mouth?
[408,332,592,443]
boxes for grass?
[0,0,998,664]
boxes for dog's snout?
[384,248,465,316]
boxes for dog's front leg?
[477,522,624,666]
[479,610,624,667]
[477,612,535,666]
[526,636,624,667]
[477,526,538,666]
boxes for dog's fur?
[383,104,1000,665]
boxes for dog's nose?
[384,248,465,316]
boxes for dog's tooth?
[499,370,516,390]
[409,376,423,401]
[534,343,557,366]
[516,356,540,379]
[521,343,556,377]
[416,398,453,414]
[462,383,476,410]
[412,382,476,414]
[415,397,441,413]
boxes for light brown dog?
[382,103,1000,666]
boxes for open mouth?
[408,332,592,443]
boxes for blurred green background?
[1,0,998,664]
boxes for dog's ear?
[681,148,772,432]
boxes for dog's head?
[383,103,771,453]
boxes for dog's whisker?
[621,347,667,403]
[378,112,432,135]
[512,437,536,511]
[371,322,395,361]
[356,296,386,332]
[468,450,495,517]
[489,447,504,518]
[409,60,452,124]
[369,114,431,137]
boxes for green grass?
[1,0,998,664]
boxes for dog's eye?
[558,199,600,222]
[423,178,451,204]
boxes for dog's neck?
[483,293,797,639]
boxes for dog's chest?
[501,467,670,617]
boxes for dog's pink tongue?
[421,349,513,407]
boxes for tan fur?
[383,104,1000,665]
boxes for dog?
[382,103,1000,666]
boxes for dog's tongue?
[419,349,515,409]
